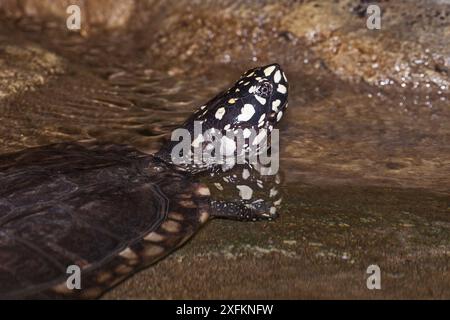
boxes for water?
[2,20,448,192]
[0,13,449,298]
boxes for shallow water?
[0,12,449,298]
[2,18,449,192]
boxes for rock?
[1,1,448,88]
[279,0,450,88]
[0,0,135,31]
[103,185,450,299]
[0,43,64,100]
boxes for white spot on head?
[252,129,267,146]
[264,65,276,76]
[237,185,253,200]
[237,104,255,122]
[242,168,250,180]
[272,99,281,112]
[258,113,265,123]
[276,111,283,122]
[277,84,287,94]
[215,107,226,120]
[221,156,236,171]
[255,95,266,105]
[191,134,204,147]
[249,85,257,94]
[274,70,281,83]
[220,136,236,156]
[228,98,236,104]
[243,128,252,138]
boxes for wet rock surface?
[281,0,450,88]
[0,0,449,299]
[105,185,450,299]
[0,42,64,99]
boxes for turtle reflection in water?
[0,64,288,299]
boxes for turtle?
[0,63,289,299]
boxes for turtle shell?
[0,142,210,299]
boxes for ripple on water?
[0,16,449,194]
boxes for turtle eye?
[256,82,273,98]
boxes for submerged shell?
[0,142,210,299]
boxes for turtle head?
[224,63,289,132]
[156,63,288,171]
[189,63,289,133]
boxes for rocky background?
[1,0,449,87]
